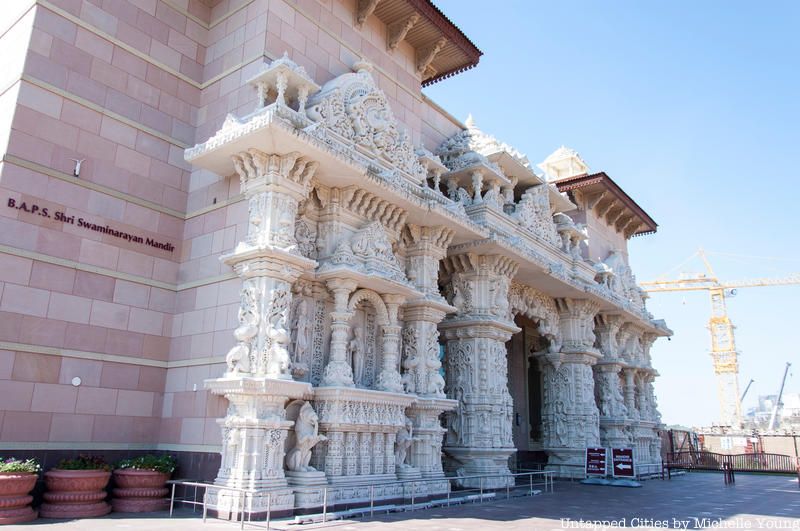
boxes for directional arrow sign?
[611,448,635,478]
[585,447,607,477]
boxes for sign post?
[585,447,607,477]
[611,448,635,478]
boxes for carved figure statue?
[395,417,414,469]
[225,344,250,375]
[425,355,445,396]
[295,219,317,258]
[554,399,567,446]
[225,289,259,375]
[596,375,612,417]
[291,300,312,363]
[482,181,502,209]
[285,402,328,472]
[348,327,365,385]
[401,372,415,394]
[266,288,292,378]
[428,371,446,396]
[449,387,464,445]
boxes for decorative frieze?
[513,186,561,247]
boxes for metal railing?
[664,451,798,474]
[168,470,554,529]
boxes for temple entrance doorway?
[507,315,548,470]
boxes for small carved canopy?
[355,0,482,85]
[347,288,390,325]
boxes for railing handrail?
[168,469,555,528]
[664,450,796,473]
[168,470,555,496]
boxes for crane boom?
[740,379,754,402]
[767,363,792,431]
[640,274,800,292]
[641,249,800,428]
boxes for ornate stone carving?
[402,224,454,301]
[294,219,317,259]
[290,298,313,378]
[595,250,648,312]
[248,53,319,113]
[508,282,560,344]
[348,327,366,386]
[436,115,527,173]
[286,402,328,472]
[553,212,587,260]
[321,222,410,285]
[394,417,415,469]
[231,150,319,256]
[513,186,560,246]
[306,62,426,182]
[555,298,600,354]
[340,187,408,233]
[321,279,359,387]
[440,253,519,488]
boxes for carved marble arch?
[346,288,389,325]
[508,282,560,342]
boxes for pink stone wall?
[0,0,466,454]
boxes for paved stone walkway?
[15,473,800,530]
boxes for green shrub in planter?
[115,455,177,474]
[0,458,40,474]
[56,454,111,471]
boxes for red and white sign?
[585,447,607,476]
[611,448,635,478]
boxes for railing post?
[370,484,374,517]
[796,457,799,489]
[239,491,245,530]
[248,492,253,527]
[479,476,483,503]
[266,492,271,531]
[202,488,208,523]
[411,481,415,510]
[529,473,533,496]
[322,487,328,523]
[170,483,176,517]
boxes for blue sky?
[425,1,800,427]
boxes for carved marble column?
[593,313,630,449]
[400,225,458,496]
[320,279,358,387]
[622,368,638,421]
[401,225,455,397]
[440,253,519,488]
[534,298,601,478]
[377,294,405,393]
[206,150,320,515]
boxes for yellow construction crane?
[640,249,800,428]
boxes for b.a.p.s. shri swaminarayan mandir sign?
[0,0,670,515]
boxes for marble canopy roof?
[356,0,483,85]
[553,172,659,238]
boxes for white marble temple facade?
[188,49,669,513]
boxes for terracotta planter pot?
[0,472,38,524]
[111,469,170,513]
[40,469,111,519]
